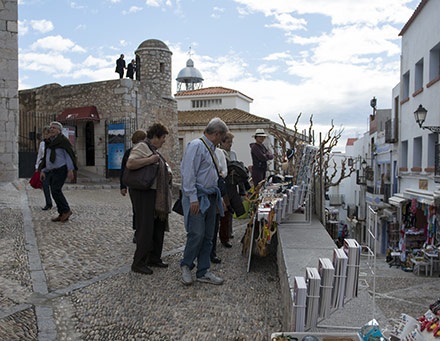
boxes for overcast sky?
[18,0,420,149]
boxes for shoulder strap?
[199,137,220,176]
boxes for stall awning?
[57,106,100,122]
[388,193,408,207]
[403,188,438,206]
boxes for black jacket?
[120,148,131,190]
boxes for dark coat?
[250,142,273,186]
[120,148,132,190]
[126,63,135,79]
[115,57,126,75]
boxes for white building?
[343,0,440,252]
[398,0,440,203]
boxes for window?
[402,71,410,99]
[160,62,164,73]
[414,58,423,92]
[413,136,422,168]
[428,133,438,167]
[429,41,440,82]
[401,140,408,168]
[191,99,222,109]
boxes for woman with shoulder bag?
[126,123,172,275]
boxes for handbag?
[172,190,184,215]
[122,163,158,190]
[30,171,42,189]
[122,141,159,190]
[199,137,227,197]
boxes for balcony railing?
[383,183,391,203]
[328,194,345,206]
[385,119,397,143]
[436,143,440,183]
[436,143,440,177]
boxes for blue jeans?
[180,196,217,278]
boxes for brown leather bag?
[122,162,158,190]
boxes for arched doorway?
[85,121,95,166]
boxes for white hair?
[205,117,228,135]
[50,121,63,131]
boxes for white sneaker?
[181,265,193,285]
[196,271,224,285]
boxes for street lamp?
[414,104,440,133]
[370,97,377,117]
[361,159,368,173]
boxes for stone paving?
[0,182,282,340]
[1,180,440,340]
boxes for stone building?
[18,39,179,178]
[0,0,18,182]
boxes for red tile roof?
[174,86,253,101]
[346,138,357,146]
[178,108,269,125]
[399,0,428,36]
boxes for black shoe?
[210,256,221,264]
[131,264,153,275]
[222,241,232,248]
[148,261,168,268]
[42,205,52,211]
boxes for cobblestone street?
[0,183,282,340]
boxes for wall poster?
[108,123,125,170]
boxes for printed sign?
[62,126,76,151]
[108,123,125,170]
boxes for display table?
[423,250,439,277]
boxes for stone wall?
[19,78,179,178]
[0,0,18,182]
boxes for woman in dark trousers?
[127,123,172,275]
[120,129,147,243]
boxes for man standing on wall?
[115,54,126,79]
[126,59,136,80]
[39,121,77,222]
[180,117,228,286]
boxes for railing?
[328,194,344,206]
[347,204,358,218]
[19,111,56,152]
[383,184,391,203]
[436,143,440,178]
[385,119,397,143]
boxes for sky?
[17,0,420,150]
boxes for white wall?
[400,0,440,193]
[179,125,274,170]
[176,93,251,112]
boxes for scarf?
[147,140,171,222]
[39,133,78,171]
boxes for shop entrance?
[85,121,95,166]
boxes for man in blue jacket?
[180,117,228,286]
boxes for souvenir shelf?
[405,229,426,249]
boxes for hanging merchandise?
[411,199,417,215]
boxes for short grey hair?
[50,121,63,131]
[205,117,228,135]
